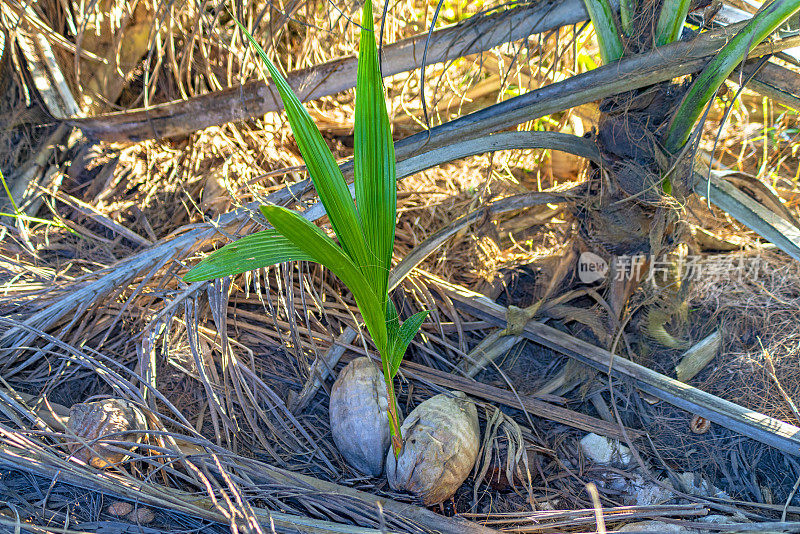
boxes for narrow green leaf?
[184,230,313,282]
[619,0,636,36]
[388,310,429,378]
[233,17,371,272]
[0,169,20,215]
[664,0,800,153]
[655,0,691,46]
[386,300,400,371]
[261,205,388,352]
[354,0,397,304]
[581,0,624,64]
[386,299,400,330]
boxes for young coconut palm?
[576,0,800,328]
[183,1,427,458]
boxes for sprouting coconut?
[386,391,480,505]
[184,0,429,465]
[329,357,394,476]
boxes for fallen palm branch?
[391,28,800,160]
[737,60,800,111]
[68,0,592,142]
[49,188,153,247]
[67,3,799,143]
[13,22,81,119]
[462,503,706,530]
[0,421,497,534]
[420,270,800,458]
[693,170,800,262]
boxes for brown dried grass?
[689,250,800,425]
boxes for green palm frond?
[664,0,800,153]
[260,204,389,352]
[184,230,312,281]
[581,0,624,63]
[231,17,372,272]
[354,0,397,304]
[185,3,428,456]
[655,0,691,46]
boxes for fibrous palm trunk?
[579,3,699,327]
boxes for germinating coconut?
[386,391,480,505]
[329,357,393,476]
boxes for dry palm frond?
[0,315,495,533]
[473,406,533,503]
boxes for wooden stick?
[15,28,81,118]
[675,331,721,383]
[50,189,153,247]
[289,327,358,413]
[394,358,642,442]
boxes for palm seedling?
[183,1,427,457]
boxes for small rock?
[698,514,744,524]
[624,474,676,506]
[695,513,748,527]
[631,482,674,506]
[127,507,155,524]
[537,500,558,511]
[580,433,632,467]
[106,501,133,516]
[673,472,729,499]
[617,521,698,533]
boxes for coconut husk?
[386,391,480,505]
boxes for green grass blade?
[354,0,396,304]
[233,17,371,272]
[183,230,314,282]
[664,0,800,153]
[581,0,624,64]
[388,310,429,377]
[261,204,388,353]
[655,0,691,46]
[0,169,20,216]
